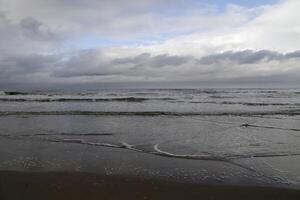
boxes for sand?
[0,171,299,200]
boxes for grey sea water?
[0,88,300,188]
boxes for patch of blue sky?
[67,30,197,50]
[67,36,161,50]
[61,0,280,50]
[79,37,150,48]
[151,0,278,16]
[74,37,132,49]
[149,0,216,17]
[200,0,278,10]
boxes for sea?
[0,88,300,188]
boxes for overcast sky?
[0,0,300,89]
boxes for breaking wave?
[190,101,300,106]
[1,110,300,116]
[0,97,176,102]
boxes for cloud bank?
[0,0,300,89]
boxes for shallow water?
[0,88,300,188]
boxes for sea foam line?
[1,110,300,116]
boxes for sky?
[0,0,300,89]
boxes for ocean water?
[0,88,300,187]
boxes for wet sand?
[0,171,299,200]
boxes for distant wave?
[209,95,236,99]
[1,110,300,116]
[1,97,299,107]
[190,101,300,106]
[0,97,176,102]
[2,89,296,96]
[2,91,33,95]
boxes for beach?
[0,88,299,199]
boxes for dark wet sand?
[0,171,299,200]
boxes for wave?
[0,89,288,96]
[0,97,176,102]
[17,132,113,137]
[1,132,299,184]
[1,110,300,116]
[240,123,300,132]
[0,96,298,106]
[2,91,33,95]
[190,101,300,106]
[2,132,300,162]
[209,95,236,99]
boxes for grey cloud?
[286,50,300,58]
[1,0,161,38]
[45,52,193,78]
[113,49,300,71]
[56,72,121,78]
[53,50,120,78]
[0,11,65,55]
[54,52,193,78]
[0,54,60,78]
[198,50,300,65]
[51,49,300,80]
[148,54,193,67]
[20,18,63,41]
[113,53,193,68]
[198,50,289,65]
[112,53,151,65]
[110,50,300,75]
[1,49,300,86]
[0,0,249,39]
